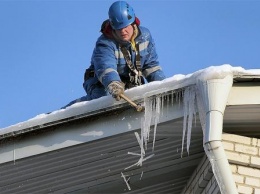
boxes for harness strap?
[120,46,139,75]
[120,45,143,87]
[135,44,141,75]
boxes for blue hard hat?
[108,1,135,30]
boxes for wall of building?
[180,154,220,194]
[223,133,260,194]
[181,133,260,194]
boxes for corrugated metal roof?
[0,118,204,193]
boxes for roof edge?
[1,65,260,140]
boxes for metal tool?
[119,94,144,112]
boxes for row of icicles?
[121,85,199,190]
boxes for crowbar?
[119,93,144,112]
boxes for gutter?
[0,99,138,140]
[197,75,238,194]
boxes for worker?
[63,1,165,108]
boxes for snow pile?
[1,64,259,137]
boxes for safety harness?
[120,44,143,88]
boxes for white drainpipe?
[197,74,238,194]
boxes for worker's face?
[115,25,134,41]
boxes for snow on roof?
[1,64,260,136]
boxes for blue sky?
[0,0,259,129]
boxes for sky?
[0,0,260,129]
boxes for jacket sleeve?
[92,36,121,88]
[140,28,166,82]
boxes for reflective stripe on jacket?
[90,26,166,88]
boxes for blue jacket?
[62,23,166,108]
[84,24,166,100]
[91,26,165,88]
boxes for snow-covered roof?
[1,64,260,193]
[1,64,260,138]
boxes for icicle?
[124,159,141,170]
[195,85,206,138]
[143,97,153,149]
[125,154,155,170]
[171,91,174,106]
[161,95,164,116]
[176,89,182,107]
[134,132,145,156]
[181,86,197,156]
[124,94,161,172]
[142,154,155,162]
[13,140,16,165]
[152,95,161,151]
[132,132,145,167]
[121,172,131,191]
[186,86,196,154]
[122,92,164,185]
[128,152,141,156]
[166,93,170,114]
[140,171,144,180]
[181,88,189,157]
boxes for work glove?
[108,81,125,101]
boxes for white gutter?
[197,74,238,194]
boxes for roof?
[1,64,259,138]
[0,64,260,193]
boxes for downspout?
[197,74,238,194]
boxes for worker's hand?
[108,81,125,101]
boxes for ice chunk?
[121,172,131,191]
